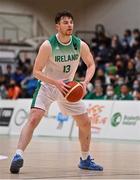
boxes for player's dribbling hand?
[54,79,71,96]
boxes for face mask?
[133,84,139,89]
[118,80,124,85]
[99,45,104,50]
[107,91,113,96]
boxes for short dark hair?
[55,11,73,24]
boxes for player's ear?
[56,24,59,31]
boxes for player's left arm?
[80,41,95,88]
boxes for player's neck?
[56,33,71,44]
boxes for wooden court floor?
[0,135,140,179]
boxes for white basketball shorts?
[31,81,87,116]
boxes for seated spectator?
[0,75,7,99]
[90,34,99,56]
[115,57,126,77]
[95,68,106,85]
[134,49,140,73]
[21,71,38,98]
[130,28,140,47]
[132,80,140,99]
[12,66,25,85]
[120,30,131,56]
[117,84,133,100]
[125,60,136,86]
[105,63,117,85]
[7,80,21,99]
[133,88,140,100]
[104,85,117,100]
[114,76,125,96]
[109,34,123,59]
[4,64,13,87]
[136,72,140,82]
[84,85,104,100]
[132,79,140,90]
[130,36,140,58]
[95,41,110,68]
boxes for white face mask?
[117,80,124,85]
[107,91,114,96]
[133,84,139,89]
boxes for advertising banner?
[71,100,114,138]
[71,100,140,140]
[0,100,73,137]
[109,101,140,140]
[1,99,140,140]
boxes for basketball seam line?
[65,83,83,99]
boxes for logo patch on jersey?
[55,54,79,62]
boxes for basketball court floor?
[0,135,140,179]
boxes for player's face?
[56,16,74,36]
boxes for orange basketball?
[65,81,84,102]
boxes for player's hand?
[54,79,71,96]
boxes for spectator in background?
[130,28,140,47]
[130,32,140,58]
[22,58,33,76]
[109,34,123,59]
[90,34,99,56]
[21,67,38,98]
[7,79,21,99]
[125,60,136,86]
[85,84,104,100]
[12,66,25,85]
[104,84,117,100]
[105,63,117,85]
[136,72,140,82]
[114,76,125,96]
[132,79,140,91]
[121,29,132,46]
[115,56,126,77]
[95,40,110,68]
[132,80,140,99]
[0,75,7,99]
[133,88,140,100]
[117,84,133,100]
[95,68,106,85]
[4,64,13,87]
[134,49,140,73]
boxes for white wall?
[77,0,140,37]
[0,0,140,38]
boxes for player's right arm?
[33,40,70,95]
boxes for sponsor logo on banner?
[87,104,107,134]
[111,112,140,127]
[111,112,122,127]
[44,112,69,130]
[14,109,28,126]
[56,112,69,129]
[0,108,14,126]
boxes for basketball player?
[10,11,103,173]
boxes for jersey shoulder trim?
[48,35,58,47]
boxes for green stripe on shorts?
[31,81,41,108]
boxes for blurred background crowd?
[1,26,140,100]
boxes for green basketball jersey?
[43,34,81,82]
